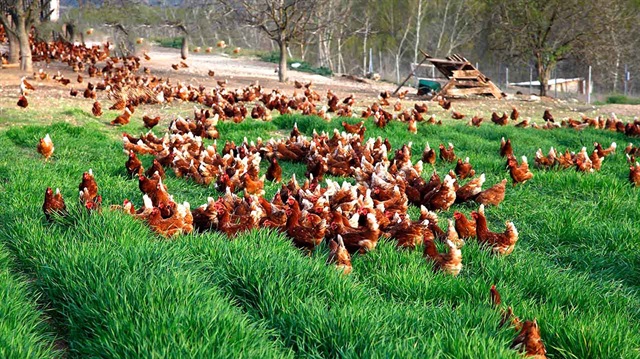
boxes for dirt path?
[1,45,639,122]
[145,47,413,100]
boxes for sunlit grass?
[0,107,638,358]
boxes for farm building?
[509,77,590,94]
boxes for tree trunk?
[7,30,20,64]
[395,54,400,84]
[17,16,32,72]
[181,36,188,60]
[362,17,369,76]
[278,40,288,82]
[536,56,551,97]
[413,0,422,64]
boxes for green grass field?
[0,104,639,358]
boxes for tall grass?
[0,108,639,358]
[0,245,59,359]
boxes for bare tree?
[0,0,52,71]
[491,0,601,96]
[222,0,324,82]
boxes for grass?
[602,94,640,105]
[258,51,333,77]
[0,105,639,358]
[0,245,59,359]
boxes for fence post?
[368,48,373,74]
[506,67,509,89]
[529,66,533,95]
[587,66,592,104]
[624,64,628,96]
[554,68,558,98]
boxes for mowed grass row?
[0,245,59,359]
[273,115,640,357]
[276,115,640,288]
[0,110,639,357]
[0,120,520,357]
[181,231,520,358]
[0,125,293,358]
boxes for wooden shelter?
[425,53,503,99]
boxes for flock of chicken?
[15,33,639,358]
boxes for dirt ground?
[1,45,639,122]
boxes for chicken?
[111,107,132,126]
[407,119,417,134]
[515,119,530,128]
[394,101,402,112]
[510,319,547,359]
[125,150,144,176]
[507,156,534,185]
[470,116,483,127]
[474,179,507,206]
[452,111,465,120]
[419,206,446,241]
[455,173,485,203]
[242,173,265,196]
[453,211,476,239]
[386,216,428,250]
[17,95,28,108]
[574,147,593,173]
[594,142,617,158]
[491,112,508,126]
[79,169,102,212]
[589,150,603,171]
[500,306,522,331]
[510,107,519,121]
[266,156,283,182]
[256,196,287,231]
[423,175,457,211]
[414,103,428,113]
[490,284,501,308]
[286,197,326,250]
[143,115,161,129]
[439,143,456,163]
[534,148,556,170]
[472,204,518,255]
[290,122,301,138]
[20,76,35,95]
[79,169,98,201]
[43,187,67,221]
[335,212,382,253]
[208,70,215,77]
[146,205,192,237]
[342,120,365,134]
[500,137,513,158]
[145,159,166,179]
[422,142,436,165]
[630,162,640,187]
[454,157,475,179]
[92,101,102,117]
[543,109,554,122]
[37,134,54,160]
[445,219,464,247]
[424,239,462,276]
[327,235,352,274]
[438,97,451,110]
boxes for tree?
[0,0,51,72]
[222,0,324,82]
[490,0,601,96]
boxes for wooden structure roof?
[425,53,503,99]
